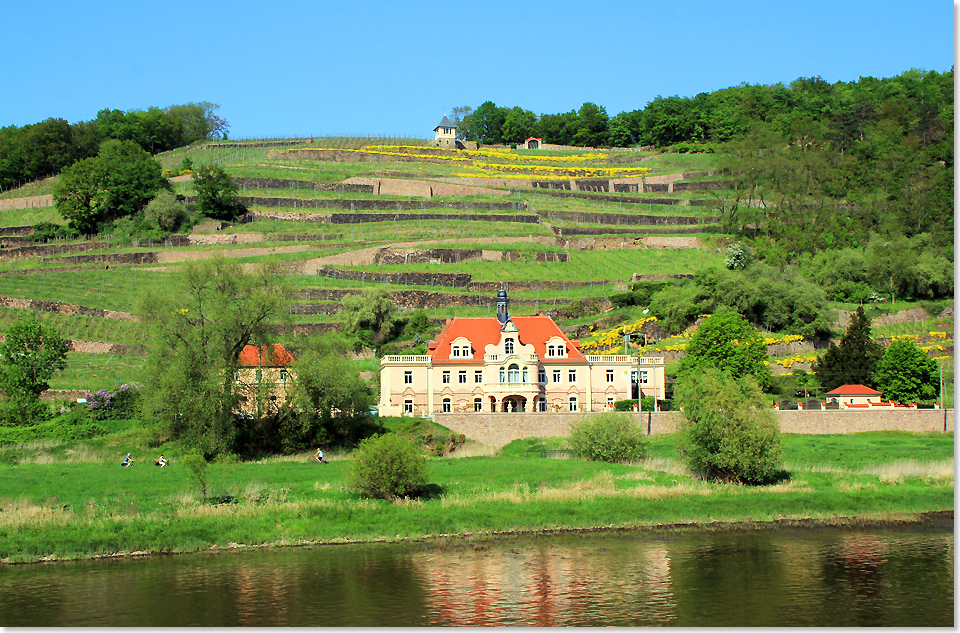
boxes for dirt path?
[0,195,53,211]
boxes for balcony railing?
[484,353,539,363]
[382,355,431,364]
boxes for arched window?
[442,398,451,413]
[499,367,505,383]
[474,398,482,412]
[508,364,520,383]
[505,338,514,354]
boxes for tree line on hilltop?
[457,68,954,260]
[0,102,228,191]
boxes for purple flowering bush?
[86,384,141,420]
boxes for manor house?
[378,288,664,416]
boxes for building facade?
[379,288,665,416]
[235,343,295,416]
[433,115,457,149]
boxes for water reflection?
[0,524,952,627]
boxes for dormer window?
[505,338,514,354]
[452,346,460,357]
[548,345,555,357]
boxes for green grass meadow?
[0,430,951,563]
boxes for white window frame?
[568,370,577,383]
[404,400,413,414]
[459,370,467,384]
[475,370,483,383]
[442,398,451,413]
[404,371,413,384]
[569,397,578,412]
[606,369,614,383]
[442,371,451,384]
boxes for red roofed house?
[378,288,665,416]
[236,343,296,416]
[824,384,883,409]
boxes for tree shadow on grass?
[414,483,445,500]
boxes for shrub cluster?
[568,412,648,463]
[347,433,428,499]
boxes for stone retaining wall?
[672,180,732,192]
[231,177,372,193]
[0,241,109,262]
[542,209,716,226]
[315,266,472,288]
[552,226,716,237]
[228,197,526,212]
[434,409,954,448]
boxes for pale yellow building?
[379,288,665,416]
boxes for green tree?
[347,433,428,499]
[274,333,374,451]
[500,107,539,144]
[572,102,610,147]
[52,156,107,234]
[53,139,167,234]
[873,340,939,404]
[138,257,288,456]
[143,189,188,232]
[464,101,507,144]
[193,164,244,220]
[814,306,883,391]
[568,412,648,462]
[0,318,68,426]
[680,311,771,390]
[676,367,782,484]
[341,286,395,347]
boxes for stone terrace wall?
[542,209,716,226]
[435,409,954,448]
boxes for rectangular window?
[442,398,451,413]
[639,371,649,384]
[631,370,638,384]
[459,371,467,384]
[442,371,450,384]
[280,369,288,382]
[452,346,460,357]
[548,345,555,357]
[553,370,561,383]
[538,369,546,383]
[606,369,614,383]
[568,370,577,383]
[474,398,483,412]
[474,370,483,383]
[569,397,578,412]
[404,371,413,384]
[607,397,615,408]
[538,399,547,412]
[404,400,413,414]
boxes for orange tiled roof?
[824,384,882,397]
[238,344,295,367]
[430,315,587,363]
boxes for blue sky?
[2,0,955,139]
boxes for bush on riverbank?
[347,433,428,499]
[568,412,648,462]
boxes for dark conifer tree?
[814,306,883,390]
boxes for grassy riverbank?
[0,431,952,564]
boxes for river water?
[0,522,953,627]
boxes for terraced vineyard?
[0,138,952,402]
